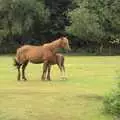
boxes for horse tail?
[13,47,23,68]
[13,58,21,68]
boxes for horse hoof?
[22,78,27,81]
[48,79,51,81]
[46,78,51,81]
[24,79,27,81]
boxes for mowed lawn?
[0,55,119,120]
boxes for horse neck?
[47,39,62,51]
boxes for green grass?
[0,55,119,120]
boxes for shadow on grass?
[76,94,103,100]
[63,52,119,57]
[0,91,103,101]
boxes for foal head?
[60,36,71,51]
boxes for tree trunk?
[7,18,13,41]
[109,45,112,56]
[7,18,14,53]
[99,43,103,54]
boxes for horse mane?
[43,37,63,48]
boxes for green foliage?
[44,0,73,38]
[66,0,120,45]
[66,7,104,42]
[104,77,120,118]
[0,0,120,54]
[0,0,49,42]
[12,0,49,34]
[104,87,120,118]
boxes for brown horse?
[14,53,65,81]
[14,36,70,81]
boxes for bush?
[104,82,120,118]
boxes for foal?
[46,53,66,80]
[14,36,70,81]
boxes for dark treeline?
[0,0,120,55]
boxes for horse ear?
[61,36,67,40]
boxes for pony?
[14,36,70,81]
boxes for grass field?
[0,55,119,120]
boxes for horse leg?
[22,61,28,81]
[17,65,21,81]
[41,61,48,80]
[46,64,51,81]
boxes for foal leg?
[41,61,48,80]
[22,61,28,81]
[62,64,67,80]
[61,58,66,79]
[57,64,63,79]
[57,63,66,80]
[46,64,51,81]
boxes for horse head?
[60,36,71,51]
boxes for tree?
[66,0,120,54]
[0,0,49,44]
[66,1,105,53]
[44,0,73,39]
